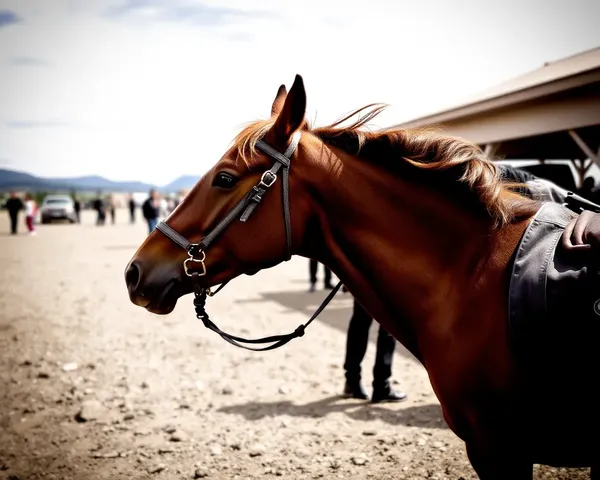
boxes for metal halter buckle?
[258,171,277,188]
[184,248,206,277]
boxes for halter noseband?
[154,132,342,351]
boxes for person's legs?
[9,213,18,234]
[309,259,318,292]
[371,325,407,403]
[372,325,395,389]
[323,265,333,289]
[147,217,158,234]
[25,215,35,234]
[343,298,372,398]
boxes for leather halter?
[155,132,342,351]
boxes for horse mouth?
[145,279,179,315]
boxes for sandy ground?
[0,209,591,480]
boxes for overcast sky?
[1,0,599,185]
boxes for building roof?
[464,46,600,103]
[393,46,600,129]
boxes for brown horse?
[125,75,599,478]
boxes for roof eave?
[393,68,600,129]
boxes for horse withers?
[125,74,599,478]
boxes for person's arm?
[524,176,600,211]
[497,163,538,184]
[498,163,578,205]
[497,164,539,199]
[525,178,571,204]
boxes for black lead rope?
[192,273,343,351]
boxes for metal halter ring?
[184,250,206,277]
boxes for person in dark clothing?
[309,259,333,292]
[142,189,160,234]
[109,196,116,225]
[73,196,81,223]
[128,194,136,224]
[4,191,24,235]
[93,192,106,226]
[343,295,407,403]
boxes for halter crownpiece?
[155,132,342,351]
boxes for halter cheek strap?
[246,132,300,261]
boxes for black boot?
[371,384,407,403]
[343,381,369,400]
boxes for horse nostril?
[125,262,141,292]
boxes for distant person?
[142,189,160,234]
[309,259,333,292]
[24,193,38,236]
[4,191,24,235]
[93,192,106,226]
[109,195,116,225]
[128,194,136,224]
[73,196,81,223]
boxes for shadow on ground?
[235,288,417,361]
[217,395,448,429]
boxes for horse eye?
[213,172,238,189]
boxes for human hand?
[562,210,600,250]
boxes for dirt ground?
[0,209,591,479]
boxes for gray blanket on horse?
[508,202,600,361]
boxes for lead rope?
[192,273,343,351]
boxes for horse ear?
[271,84,287,117]
[272,74,306,139]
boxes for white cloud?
[1,0,599,185]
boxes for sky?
[1,0,600,186]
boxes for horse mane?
[233,104,538,228]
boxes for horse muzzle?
[125,259,185,314]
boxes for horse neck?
[296,145,517,359]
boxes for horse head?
[125,75,317,314]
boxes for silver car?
[40,195,77,224]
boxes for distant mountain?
[0,168,158,193]
[0,169,52,190]
[162,175,200,192]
